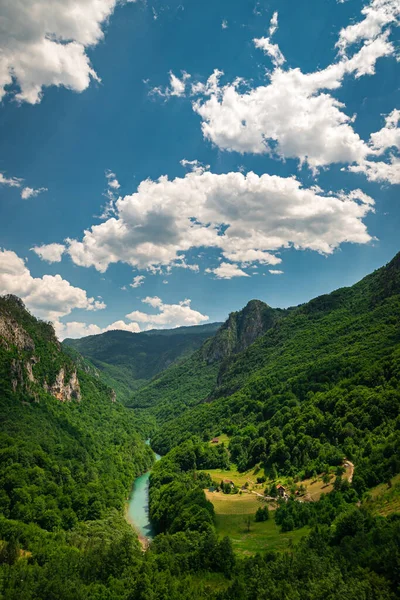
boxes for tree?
[244,516,251,532]
[322,473,331,486]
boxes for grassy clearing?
[205,490,274,514]
[208,434,230,446]
[215,514,308,556]
[201,466,265,490]
[205,489,307,555]
[362,474,400,516]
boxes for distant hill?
[129,299,287,414]
[63,322,222,403]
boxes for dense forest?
[0,252,399,598]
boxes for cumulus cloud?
[21,187,48,200]
[207,262,250,279]
[269,269,284,275]
[126,296,209,329]
[31,243,66,263]
[347,156,400,184]
[369,109,400,154]
[0,0,132,104]
[55,318,141,340]
[345,110,400,184]
[158,0,398,182]
[130,275,145,288]
[222,20,228,30]
[336,0,400,55]
[0,249,105,324]
[64,170,375,275]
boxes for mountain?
[0,293,153,535]
[137,253,400,497]
[63,322,222,404]
[129,299,285,416]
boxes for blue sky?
[0,0,399,338]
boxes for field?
[205,489,308,555]
[202,461,354,499]
[215,514,308,555]
[205,490,273,513]
[362,474,400,516]
[201,466,266,490]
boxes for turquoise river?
[126,441,161,542]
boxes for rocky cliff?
[203,299,285,364]
[0,295,81,402]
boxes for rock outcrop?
[44,368,81,402]
[0,295,81,403]
[203,300,284,364]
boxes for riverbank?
[125,442,161,550]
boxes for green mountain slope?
[130,299,286,416]
[63,322,222,403]
[0,294,153,533]
[145,253,400,495]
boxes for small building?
[276,484,286,497]
[211,437,219,444]
[223,479,234,486]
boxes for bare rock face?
[110,389,117,403]
[0,315,35,352]
[203,300,282,364]
[44,368,81,402]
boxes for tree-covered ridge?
[63,322,222,404]
[145,254,400,497]
[130,299,285,417]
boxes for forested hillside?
[1,252,399,600]
[141,253,400,499]
[63,322,221,404]
[130,299,286,416]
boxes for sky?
[0,0,399,339]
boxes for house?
[211,437,219,444]
[223,479,234,486]
[276,484,286,497]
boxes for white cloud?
[253,12,286,68]
[126,296,209,329]
[269,269,284,275]
[222,20,228,30]
[345,110,400,184]
[1,172,48,197]
[130,275,145,288]
[0,0,132,104]
[55,318,141,340]
[65,170,375,274]
[151,71,190,98]
[208,262,250,279]
[192,33,394,171]
[336,0,400,55]
[106,170,120,190]
[347,156,400,184]
[0,249,105,324]
[180,159,210,174]
[21,187,48,200]
[167,0,398,182]
[0,173,23,188]
[31,243,66,263]
[369,109,400,153]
